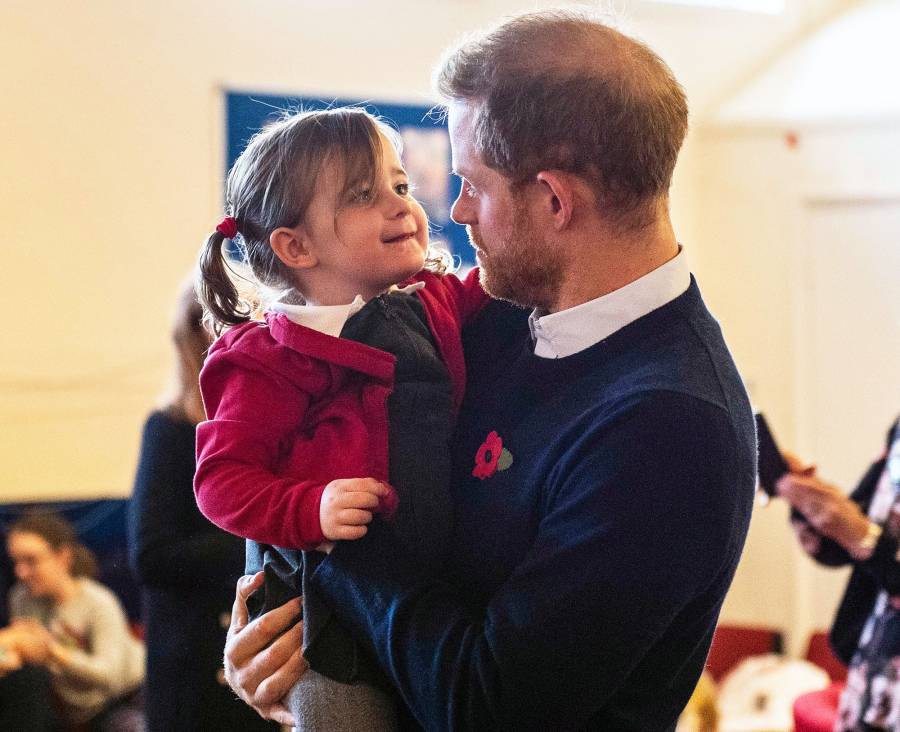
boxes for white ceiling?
[454,0,862,120]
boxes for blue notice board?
[225,93,472,265]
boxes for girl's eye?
[395,182,410,196]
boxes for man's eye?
[351,189,373,204]
[464,181,478,197]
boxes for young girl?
[194,108,486,730]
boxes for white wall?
[0,0,565,501]
[0,0,763,502]
[689,122,900,650]
[4,0,897,653]
[688,0,900,650]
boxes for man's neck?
[549,211,679,314]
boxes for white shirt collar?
[528,247,690,359]
[270,281,425,337]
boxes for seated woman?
[0,512,144,730]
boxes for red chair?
[804,631,847,682]
[793,680,845,732]
[705,624,784,682]
[793,631,848,732]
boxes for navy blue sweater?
[311,278,756,731]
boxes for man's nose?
[450,192,474,225]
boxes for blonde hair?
[158,278,210,424]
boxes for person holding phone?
[778,416,900,731]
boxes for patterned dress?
[836,427,900,731]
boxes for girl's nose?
[386,190,412,218]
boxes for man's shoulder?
[602,283,747,415]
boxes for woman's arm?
[42,591,138,690]
[778,430,898,589]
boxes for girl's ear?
[270,226,318,269]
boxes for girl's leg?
[286,668,398,732]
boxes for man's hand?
[320,478,397,541]
[223,572,306,726]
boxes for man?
[222,9,756,730]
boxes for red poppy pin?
[472,430,514,480]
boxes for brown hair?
[436,9,688,227]
[8,512,98,579]
[160,278,211,424]
[197,107,445,335]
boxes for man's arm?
[310,393,753,730]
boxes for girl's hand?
[319,478,398,541]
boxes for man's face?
[447,102,565,311]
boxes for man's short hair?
[436,9,688,226]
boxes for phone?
[755,412,790,497]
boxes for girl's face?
[302,133,429,303]
[6,531,72,598]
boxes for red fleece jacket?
[194,269,486,550]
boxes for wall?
[4,0,897,652]
[0,0,561,501]
[689,121,900,650]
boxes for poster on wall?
[226,92,473,266]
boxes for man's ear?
[534,170,581,231]
[270,226,318,269]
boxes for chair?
[792,631,848,732]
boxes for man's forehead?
[447,101,477,172]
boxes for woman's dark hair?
[8,512,98,579]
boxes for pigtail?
[196,229,252,335]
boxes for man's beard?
[468,200,566,312]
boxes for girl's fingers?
[338,508,374,526]
[333,525,368,541]
[339,491,381,510]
